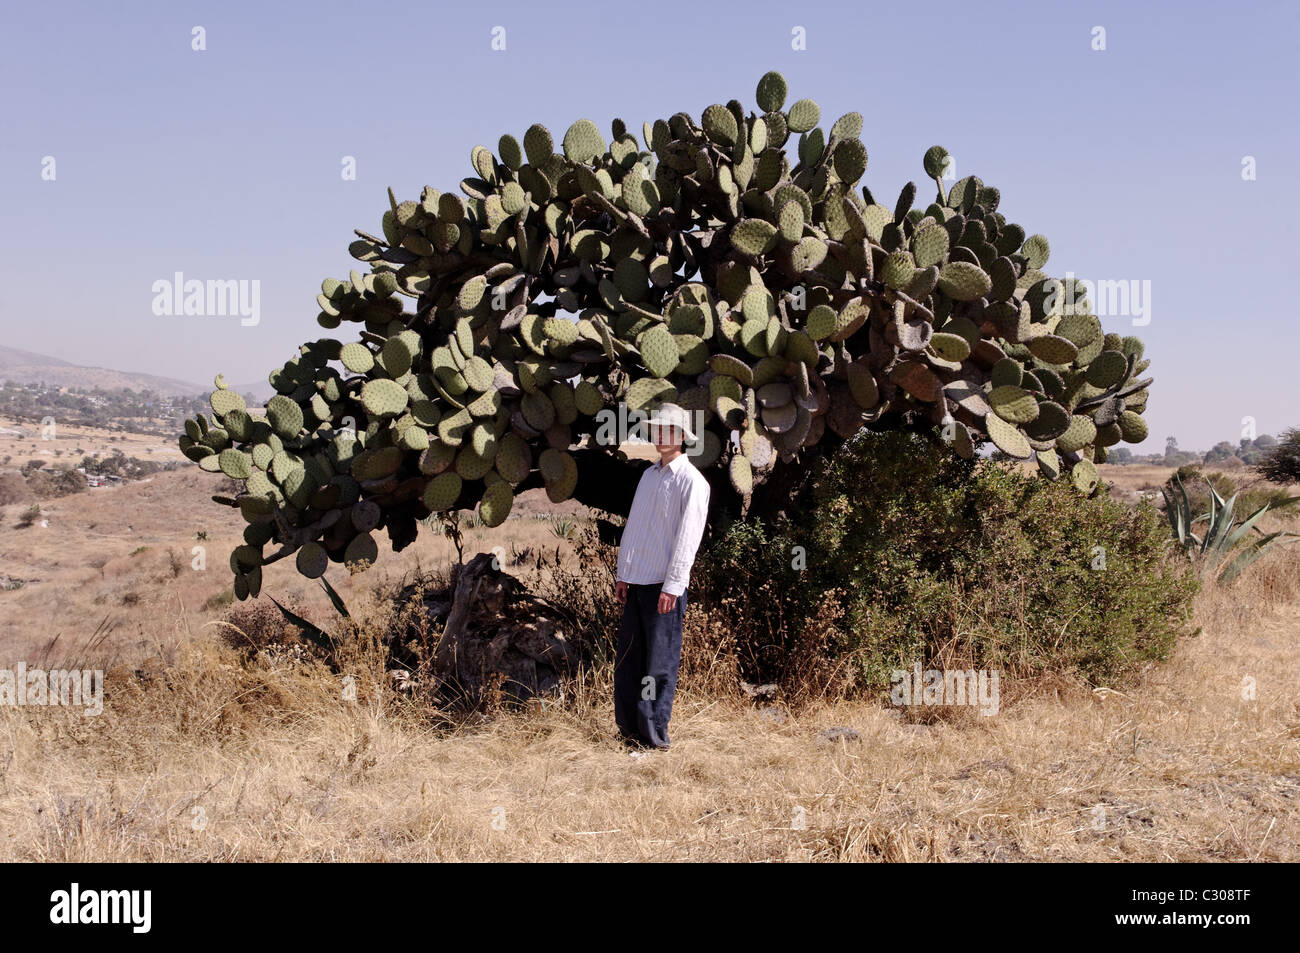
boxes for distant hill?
[227,377,276,404]
[0,345,205,398]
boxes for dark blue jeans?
[614,583,687,748]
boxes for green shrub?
[695,432,1199,696]
[1253,428,1300,484]
[1168,464,1235,512]
[1236,484,1298,515]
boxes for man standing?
[614,402,711,752]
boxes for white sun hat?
[643,401,699,444]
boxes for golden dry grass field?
[0,459,1297,861]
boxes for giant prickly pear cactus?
[181,71,1153,598]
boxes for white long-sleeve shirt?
[615,452,711,597]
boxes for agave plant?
[1161,473,1299,585]
[549,515,578,539]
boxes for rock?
[819,725,859,742]
[740,680,780,699]
[948,758,1015,781]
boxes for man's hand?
[615,580,628,604]
[657,591,677,614]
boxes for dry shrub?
[217,598,317,657]
[0,471,32,506]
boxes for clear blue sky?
[2,0,1296,450]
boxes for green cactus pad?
[522,390,556,431]
[361,379,409,418]
[574,380,604,416]
[352,446,403,480]
[1056,313,1102,347]
[1026,334,1079,366]
[777,199,805,242]
[479,481,514,527]
[266,396,303,439]
[337,342,374,376]
[728,454,753,495]
[437,407,473,446]
[1118,410,1149,443]
[985,385,1037,424]
[937,262,993,301]
[881,251,916,291]
[911,226,949,270]
[923,145,950,180]
[710,353,754,386]
[847,362,879,409]
[423,472,463,512]
[986,413,1031,458]
[731,219,778,256]
[832,139,867,184]
[1036,447,1062,479]
[989,358,1023,389]
[755,71,788,112]
[1086,349,1129,389]
[702,104,739,146]
[804,304,837,341]
[1022,234,1050,269]
[495,433,532,483]
[929,332,971,363]
[562,119,606,163]
[344,533,379,573]
[540,449,578,502]
[638,325,679,378]
[210,389,246,417]
[296,542,329,579]
[452,445,493,481]
[1023,401,1071,441]
[1070,459,1098,493]
[786,99,820,134]
[218,449,252,480]
[1055,415,1098,454]
[626,377,675,410]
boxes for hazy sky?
[2,0,1297,450]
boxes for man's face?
[649,423,682,452]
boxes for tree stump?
[411,552,578,706]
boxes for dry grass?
[2,591,1296,861]
[1,462,1297,861]
[0,413,186,465]
[0,469,606,663]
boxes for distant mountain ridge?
[227,378,276,403]
[0,345,207,398]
